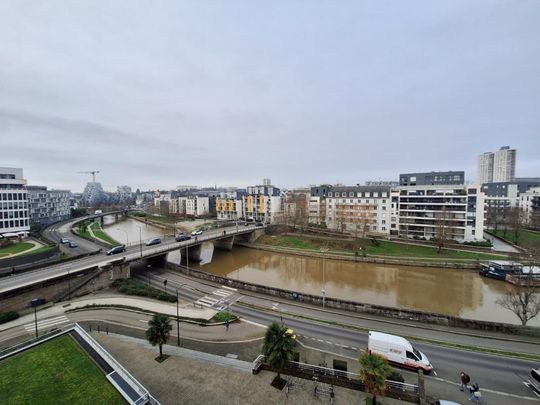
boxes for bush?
[112,278,177,302]
[464,240,492,247]
[0,311,19,324]
[212,311,236,323]
[387,370,405,383]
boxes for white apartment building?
[27,186,71,226]
[519,186,540,227]
[325,186,391,235]
[216,193,244,220]
[493,146,516,182]
[391,185,485,242]
[0,167,30,235]
[477,152,494,184]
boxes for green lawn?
[19,245,56,257]
[89,223,120,246]
[0,242,35,257]
[257,235,506,261]
[492,229,540,250]
[0,334,126,405]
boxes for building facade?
[493,146,516,182]
[477,152,494,184]
[27,186,71,227]
[0,167,30,235]
[399,171,465,186]
[216,193,244,220]
[391,185,484,242]
[325,186,391,235]
[519,187,540,229]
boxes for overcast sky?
[1,1,539,192]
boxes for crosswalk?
[195,286,238,310]
[23,315,70,333]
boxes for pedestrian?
[225,319,229,331]
[459,371,470,391]
[11,267,15,276]
[469,382,481,403]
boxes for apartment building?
[0,167,30,235]
[391,185,484,242]
[216,193,245,220]
[399,171,465,186]
[325,186,391,235]
[519,186,540,229]
[477,146,516,184]
[477,152,494,184]
[27,186,71,226]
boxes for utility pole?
[176,288,180,346]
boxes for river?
[104,216,539,326]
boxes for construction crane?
[78,170,100,182]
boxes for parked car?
[60,238,69,244]
[145,238,161,246]
[529,368,540,394]
[191,229,203,236]
[68,241,78,248]
[106,245,126,255]
[255,222,264,227]
[175,233,191,242]
[368,331,433,374]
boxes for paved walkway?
[484,232,520,253]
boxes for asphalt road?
[42,216,100,255]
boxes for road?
[0,224,261,294]
[43,216,101,255]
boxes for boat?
[479,260,522,281]
[506,266,540,286]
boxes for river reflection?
[105,217,538,326]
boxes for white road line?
[199,296,218,304]
[241,318,266,328]
[23,316,69,331]
[195,300,214,307]
[213,290,231,297]
[317,339,324,343]
[342,345,349,349]
[326,341,333,345]
[351,347,358,351]
[222,286,237,291]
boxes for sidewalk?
[92,332,405,405]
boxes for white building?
[477,152,494,184]
[391,185,485,242]
[519,186,540,227]
[216,192,245,220]
[493,146,516,182]
[27,186,71,226]
[0,167,30,235]
[325,186,391,235]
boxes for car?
[191,229,203,236]
[68,241,78,248]
[255,222,264,227]
[435,401,463,405]
[175,234,191,242]
[60,238,69,244]
[106,245,126,255]
[145,238,161,246]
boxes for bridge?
[0,224,265,312]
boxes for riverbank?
[251,234,507,269]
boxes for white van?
[94,210,103,215]
[368,331,433,374]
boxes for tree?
[496,272,540,326]
[506,207,525,244]
[262,322,297,383]
[359,352,392,405]
[434,207,454,253]
[146,314,172,359]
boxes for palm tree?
[359,352,392,405]
[146,314,172,359]
[262,322,297,382]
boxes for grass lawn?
[492,229,540,250]
[89,223,120,246]
[257,235,506,261]
[0,242,35,257]
[0,334,126,405]
[19,245,56,257]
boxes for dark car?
[255,222,264,227]
[106,245,126,255]
[175,234,191,242]
[68,241,78,248]
[145,238,161,246]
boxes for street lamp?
[30,298,41,338]
[116,228,129,247]
[135,225,143,257]
[67,266,71,301]
[175,283,188,347]
[146,264,151,287]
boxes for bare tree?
[496,273,540,326]
[506,207,525,244]
[434,207,454,253]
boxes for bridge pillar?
[181,243,202,263]
[234,231,256,245]
[213,236,235,251]
[100,216,105,226]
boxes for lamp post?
[176,287,180,346]
[146,264,151,287]
[67,266,71,301]
[117,228,129,247]
[30,298,40,338]
[135,225,143,258]
[320,247,329,309]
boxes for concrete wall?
[166,262,540,337]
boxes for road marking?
[241,318,266,328]
[351,347,358,351]
[317,339,324,343]
[342,345,349,349]
[326,340,332,345]
[213,290,231,297]
[222,286,237,292]
[24,316,70,332]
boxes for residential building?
[0,167,30,235]
[391,185,485,242]
[186,196,210,217]
[325,186,391,235]
[493,146,516,182]
[216,192,245,220]
[399,171,465,186]
[27,186,71,227]
[519,186,540,229]
[477,152,494,184]
[242,181,282,223]
[282,188,310,224]
[365,181,399,187]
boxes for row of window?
[0,219,29,229]
[1,202,28,209]
[0,192,27,201]
[328,192,388,198]
[2,210,28,219]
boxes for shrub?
[464,240,492,247]
[113,278,177,302]
[387,371,405,383]
[0,311,19,324]
[212,311,236,323]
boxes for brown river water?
[105,217,539,326]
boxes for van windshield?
[413,348,422,360]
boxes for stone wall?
[166,262,540,337]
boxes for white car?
[61,238,69,244]
[435,401,462,405]
[191,229,203,236]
